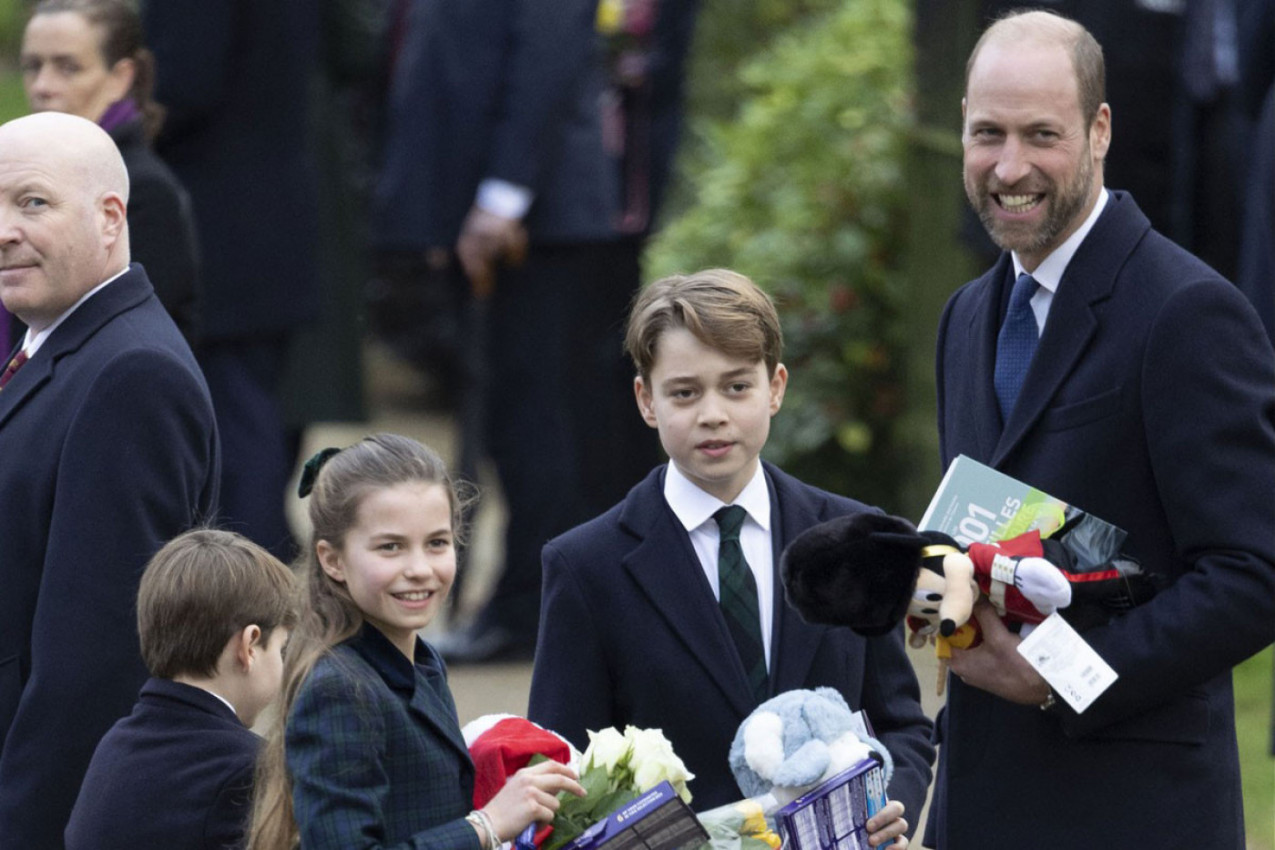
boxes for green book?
[919,455,1126,570]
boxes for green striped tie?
[714,505,768,704]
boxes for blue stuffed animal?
[728,688,892,805]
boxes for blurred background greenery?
[0,0,1268,843]
[0,0,23,120]
[650,0,917,511]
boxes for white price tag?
[1016,612,1117,714]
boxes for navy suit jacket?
[528,462,934,818]
[109,118,201,343]
[1238,86,1275,345]
[65,679,258,850]
[143,0,320,339]
[0,264,220,849]
[373,0,700,250]
[930,192,1275,849]
[374,0,614,249]
[287,626,482,850]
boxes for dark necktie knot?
[1010,272,1037,311]
[714,505,747,542]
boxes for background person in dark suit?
[529,270,932,837]
[143,0,322,560]
[0,112,220,850]
[66,529,297,850]
[929,11,1275,848]
[20,0,200,341]
[374,0,701,661]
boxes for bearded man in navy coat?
[0,113,219,850]
[928,11,1275,849]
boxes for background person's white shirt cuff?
[476,179,533,220]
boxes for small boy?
[528,269,933,844]
[65,529,297,850]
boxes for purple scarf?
[97,97,142,134]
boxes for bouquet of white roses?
[539,725,694,850]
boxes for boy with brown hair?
[65,529,297,850]
[529,269,933,846]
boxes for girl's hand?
[483,760,585,840]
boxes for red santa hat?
[462,714,579,847]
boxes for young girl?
[249,434,582,849]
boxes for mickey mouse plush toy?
[780,513,1158,694]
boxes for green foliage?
[680,0,841,125]
[539,758,638,850]
[0,0,29,121]
[0,0,27,67]
[648,0,913,509]
[1235,647,1274,850]
[0,67,25,122]
[532,754,642,850]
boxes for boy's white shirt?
[200,687,238,718]
[173,675,239,719]
[663,460,775,668]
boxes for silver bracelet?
[467,809,501,850]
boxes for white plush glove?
[1012,556,1072,613]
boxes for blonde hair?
[138,528,297,679]
[247,434,466,850]
[624,268,783,382]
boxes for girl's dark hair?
[31,0,166,140]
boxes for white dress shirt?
[662,461,775,668]
[1012,188,1109,334]
[21,266,130,359]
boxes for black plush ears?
[780,513,927,636]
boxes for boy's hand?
[947,600,1051,705]
[865,800,908,848]
[457,205,529,298]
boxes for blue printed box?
[775,759,888,850]
[563,781,709,850]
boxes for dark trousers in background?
[198,337,296,562]
[471,239,659,640]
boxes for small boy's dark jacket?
[65,678,259,850]
[528,461,935,818]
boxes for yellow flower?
[596,0,622,34]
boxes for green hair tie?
[297,447,342,498]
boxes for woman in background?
[20,0,200,341]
